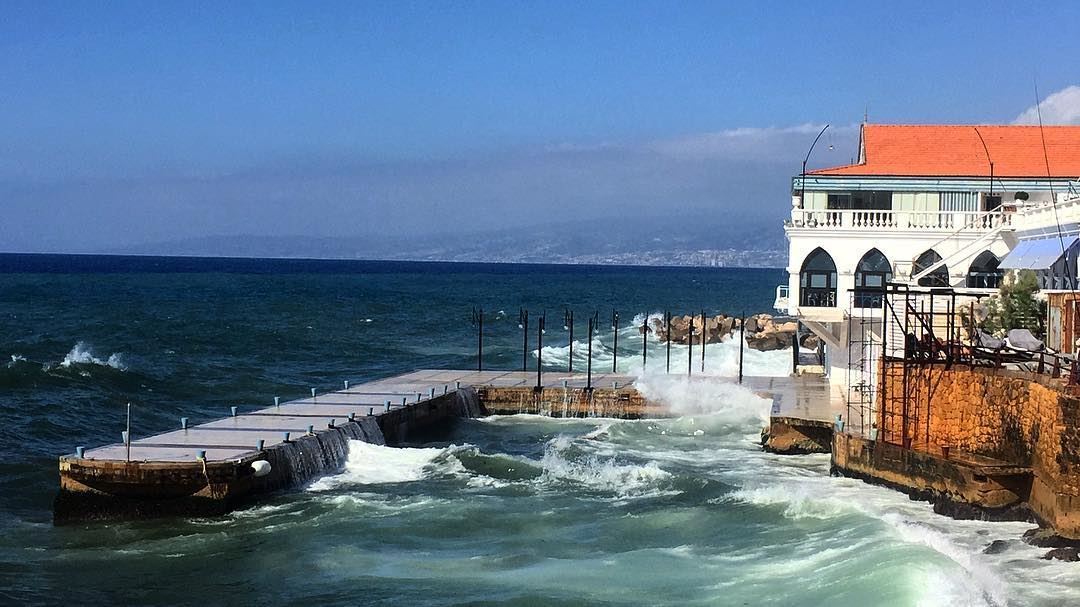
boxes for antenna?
[1035,80,1074,290]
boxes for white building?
[778,123,1080,398]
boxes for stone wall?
[478,386,661,418]
[876,362,1080,536]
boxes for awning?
[999,236,1078,270]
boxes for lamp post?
[535,312,546,390]
[564,309,574,373]
[518,308,529,372]
[700,309,707,374]
[665,310,672,374]
[470,307,484,371]
[641,315,649,370]
[687,313,694,377]
[611,309,619,373]
[973,126,994,202]
[586,314,594,391]
[800,124,830,203]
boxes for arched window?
[854,249,892,308]
[914,249,949,287]
[800,248,837,307]
[967,251,1003,289]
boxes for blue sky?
[3,2,1080,252]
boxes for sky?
[3,1,1080,253]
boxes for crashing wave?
[48,342,127,371]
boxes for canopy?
[999,236,1078,270]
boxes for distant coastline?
[0,252,786,274]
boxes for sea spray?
[633,374,772,424]
[309,442,466,490]
[51,342,127,371]
[533,313,791,377]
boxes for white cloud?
[648,123,859,161]
[1013,85,1080,125]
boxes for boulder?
[744,316,759,334]
[1043,547,1080,562]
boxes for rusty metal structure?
[876,283,1080,449]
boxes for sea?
[0,253,1076,607]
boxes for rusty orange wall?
[1048,293,1080,355]
[878,363,1080,498]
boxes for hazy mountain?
[107,213,787,268]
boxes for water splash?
[50,342,127,371]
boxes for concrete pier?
[56,369,828,523]
[758,374,845,454]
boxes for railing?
[800,287,836,308]
[773,285,790,312]
[1011,196,1080,231]
[789,208,1012,231]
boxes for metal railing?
[789,208,1012,231]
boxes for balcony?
[773,285,789,313]
[787,208,1012,231]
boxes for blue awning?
[999,236,1079,270]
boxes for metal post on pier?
[518,308,529,372]
[738,312,746,384]
[564,309,574,373]
[535,312,545,390]
[471,307,484,371]
[688,314,694,377]
[611,309,619,373]
[665,310,672,374]
[700,309,706,374]
[641,315,649,371]
[586,316,594,390]
[125,402,131,463]
[792,328,800,374]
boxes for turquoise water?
[0,255,1075,606]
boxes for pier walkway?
[58,369,834,522]
[80,369,639,465]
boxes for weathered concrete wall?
[762,417,832,454]
[869,363,1080,537]
[478,386,662,418]
[832,432,1032,520]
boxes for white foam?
[633,374,772,424]
[532,313,791,378]
[308,441,462,490]
[51,342,126,371]
[537,434,671,496]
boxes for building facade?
[779,123,1080,392]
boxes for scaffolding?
[845,289,881,437]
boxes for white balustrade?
[790,208,1010,232]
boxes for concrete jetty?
[55,369,833,524]
[759,374,846,454]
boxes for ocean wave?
[531,314,791,378]
[46,342,127,372]
[726,472,1015,606]
[308,441,465,490]
[537,434,671,497]
[633,374,772,425]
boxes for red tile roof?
[808,124,1080,178]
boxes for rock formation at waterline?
[649,313,798,352]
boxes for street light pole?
[801,124,830,203]
[564,309,574,373]
[518,308,529,372]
